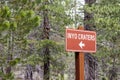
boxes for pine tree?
[0,0,40,79]
[85,0,120,79]
[31,0,74,79]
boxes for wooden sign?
[66,29,96,52]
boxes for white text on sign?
[67,33,95,41]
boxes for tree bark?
[42,5,50,80]
[84,0,97,80]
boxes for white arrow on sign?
[79,41,85,49]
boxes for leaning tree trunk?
[42,1,50,80]
[84,0,97,80]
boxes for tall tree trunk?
[42,3,50,80]
[24,64,33,80]
[84,0,97,80]
[108,55,117,80]
[6,30,13,76]
[24,43,34,80]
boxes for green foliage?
[0,71,14,80]
[85,0,120,55]
[40,40,59,49]
[1,6,11,18]
[3,72,14,80]
[9,58,21,66]
[22,54,42,66]
[35,0,74,35]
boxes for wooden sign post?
[75,26,84,80]
[75,52,84,80]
